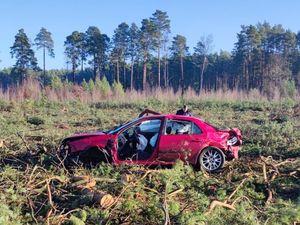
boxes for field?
[0,97,299,225]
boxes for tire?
[79,147,111,166]
[198,147,225,172]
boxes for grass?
[0,98,299,224]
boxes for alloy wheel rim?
[201,149,222,171]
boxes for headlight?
[227,136,238,146]
[59,142,70,157]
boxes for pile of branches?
[0,143,299,224]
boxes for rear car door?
[157,118,205,163]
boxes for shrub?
[281,80,296,99]
[112,81,124,97]
[95,77,111,97]
[81,79,88,91]
[26,116,45,125]
[88,79,95,92]
[50,75,63,90]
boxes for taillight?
[227,136,238,146]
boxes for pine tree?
[34,27,54,78]
[64,31,82,82]
[10,29,38,80]
[194,35,213,93]
[139,19,156,90]
[85,26,110,81]
[112,22,129,86]
[128,23,140,90]
[150,10,171,87]
[170,35,188,93]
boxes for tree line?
[2,10,300,97]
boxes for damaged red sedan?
[60,111,242,172]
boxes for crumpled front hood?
[64,132,113,153]
[68,131,106,139]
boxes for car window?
[106,118,140,134]
[139,119,161,132]
[192,123,202,134]
[165,119,192,135]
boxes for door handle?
[191,139,201,142]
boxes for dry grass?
[0,78,298,103]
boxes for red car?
[60,111,242,172]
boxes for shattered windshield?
[106,118,140,134]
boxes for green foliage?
[74,210,87,222]
[0,204,22,225]
[171,35,188,58]
[112,81,124,96]
[281,79,297,99]
[0,98,299,225]
[112,22,130,81]
[64,31,85,77]
[0,167,27,225]
[26,116,45,125]
[64,79,73,90]
[206,201,259,225]
[88,79,95,92]
[34,27,55,76]
[34,27,55,57]
[50,75,63,90]
[10,29,38,77]
[64,215,85,225]
[178,211,205,225]
[81,79,88,91]
[168,200,180,216]
[265,200,300,225]
[85,26,110,79]
[95,77,111,97]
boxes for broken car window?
[165,119,192,135]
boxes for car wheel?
[79,147,111,165]
[199,147,225,172]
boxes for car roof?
[140,114,204,122]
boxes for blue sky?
[0,0,299,69]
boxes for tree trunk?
[123,61,126,88]
[166,60,169,88]
[43,46,46,77]
[93,55,97,82]
[180,56,184,95]
[246,61,249,91]
[116,60,120,83]
[72,63,76,83]
[93,64,97,82]
[71,176,114,208]
[136,58,140,90]
[200,56,207,94]
[81,188,114,208]
[158,48,161,87]
[130,58,134,91]
[143,58,147,91]
[163,58,167,88]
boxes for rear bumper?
[225,146,240,160]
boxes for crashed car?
[60,110,242,172]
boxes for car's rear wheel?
[198,147,225,172]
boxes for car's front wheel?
[198,147,225,172]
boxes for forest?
[0,9,299,99]
[0,9,300,225]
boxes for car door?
[116,118,163,164]
[157,118,205,163]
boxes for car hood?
[63,132,113,153]
[67,131,107,139]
